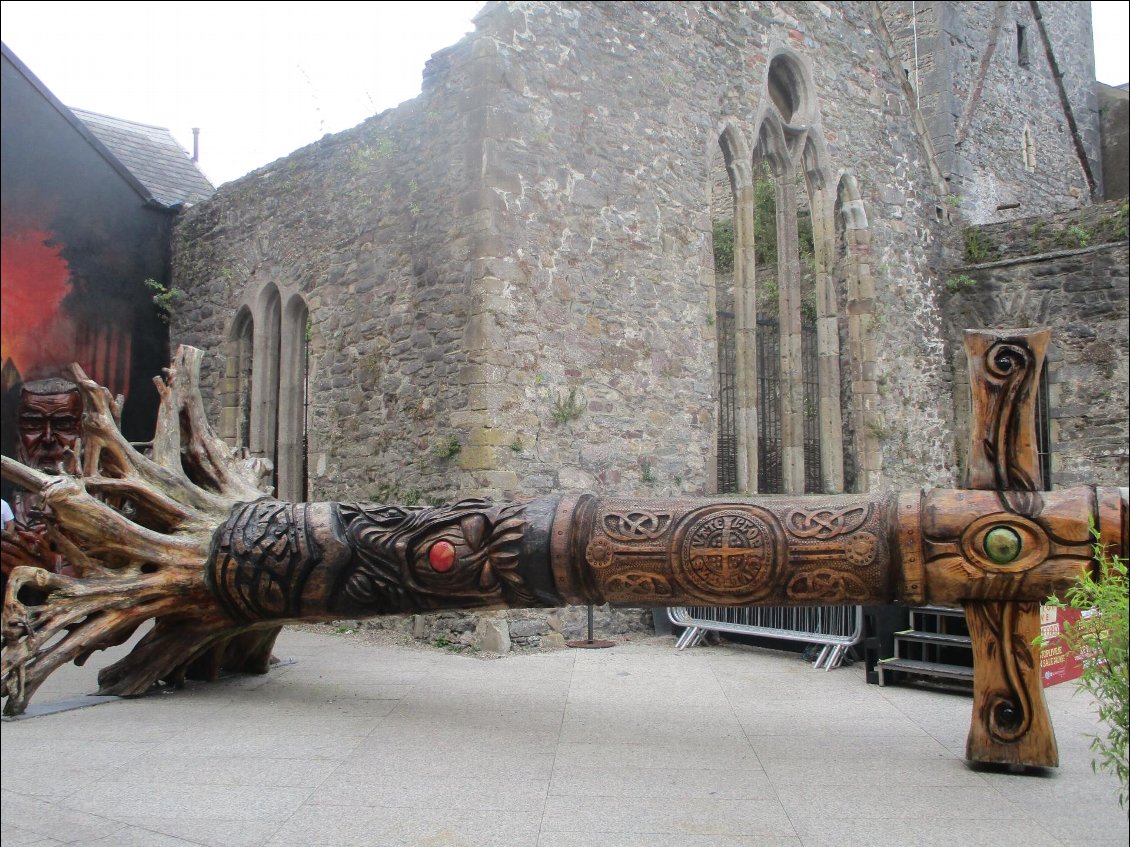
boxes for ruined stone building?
[163,2,1124,656]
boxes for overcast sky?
[2,1,1127,188]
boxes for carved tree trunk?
[1,341,1125,783]
[1,348,278,714]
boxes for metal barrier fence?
[667,604,864,670]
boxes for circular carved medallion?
[671,506,783,603]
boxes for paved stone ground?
[2,626,1126,847]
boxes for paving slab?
[2,627,1126,847]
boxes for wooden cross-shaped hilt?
[962,328,1067,768]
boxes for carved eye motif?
[960,515,1049,574]
[983,527,1021,564]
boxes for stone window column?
[278,294,309,502]
[250,283,281,484]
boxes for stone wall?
[877,1,1098,222]
[172,38,494,504]
[943,199,1129,487]
[1097,83,1129,200]
[171,1,992,504]
[461,1,956,496]
[167,2,1116,643]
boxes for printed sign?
[1040,605,1102,687]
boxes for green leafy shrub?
[551,387,585,425]
[712,219,734,274]
[433,435,461,461]
[946,274,977,292]
[145,278,185,323]
[963,227,992,263]
[1041,529,1128,808]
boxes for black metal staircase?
[877,605,974,690]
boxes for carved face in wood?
[17,385,82,473]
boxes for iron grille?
[757,316,783,493]
[716,310,739,494]
[715,315,822,495]
[1036,362,1052,490]
[801,321,823,493]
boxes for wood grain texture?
[962,328,1057,769]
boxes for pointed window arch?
[221,306,254,452]
[222,284,308,499]
[712,122,760,494]
[713,49,850,496]
[251,284,282,489]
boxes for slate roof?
[70,108,214,207]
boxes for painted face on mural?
[17,386,83,473]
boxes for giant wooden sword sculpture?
[1,326,1125,770]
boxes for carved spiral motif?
[986,341,1031,380]
[980,337,1041,503]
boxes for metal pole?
[566,604,614,649]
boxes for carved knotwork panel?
[580,494,892,606]
[206,500,326,624]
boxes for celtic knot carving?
[787,569,871,603]
[602,511,672,541]
[786,505,869,539]
[605,572,673,598]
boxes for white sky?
[2,1,1128,188]
[1,1,487,186]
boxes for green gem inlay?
[984,526,1022,564]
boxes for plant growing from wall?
[433,435,461,461]
[144,278,185,324]
[1095,204,1129,243]
[963,227,992,263]
[1038,528,1128,808]
[946,274,977,292]
[551,388,585,425]
[370,483,422,506]
[1065,224,1092,249]
[712,218,735,274]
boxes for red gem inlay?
[428,541,456,573]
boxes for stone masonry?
[879,1,1100,220]
[169,2,1122,645]
[944,199,1129,488]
